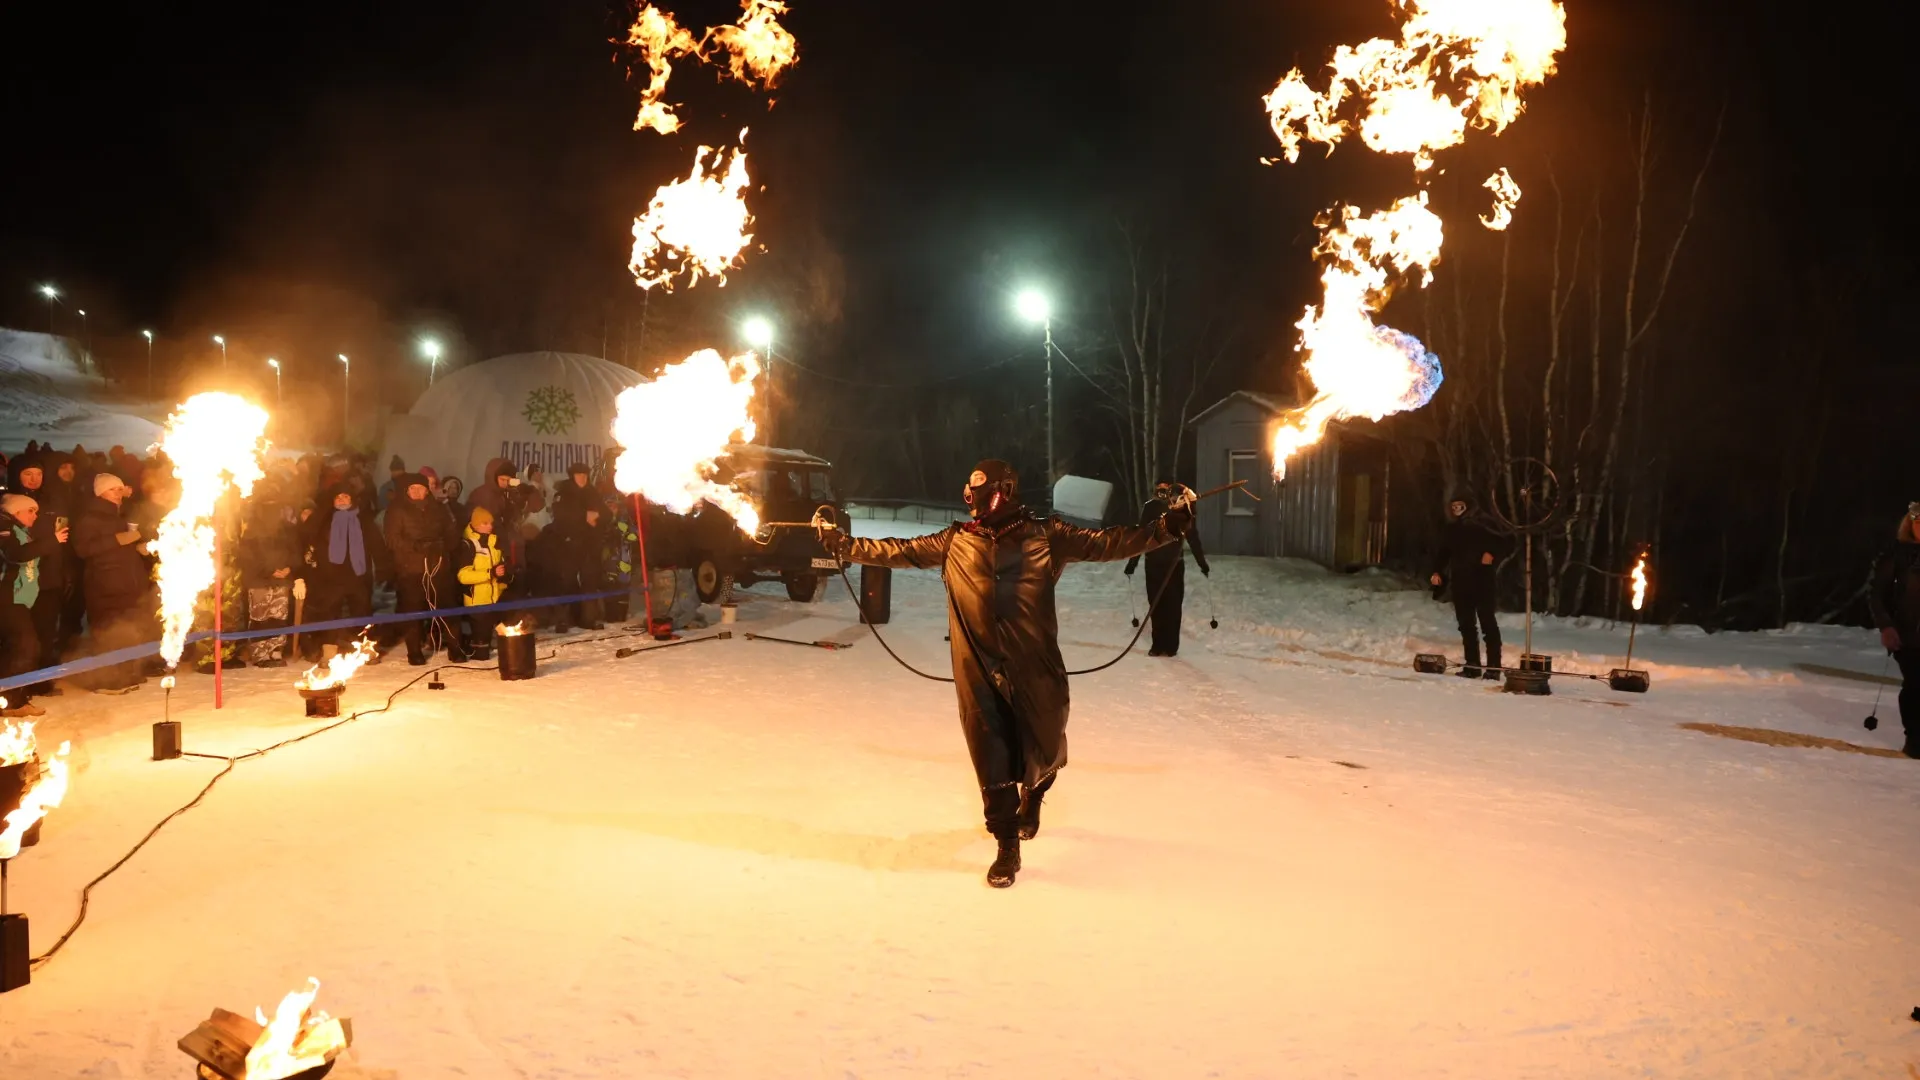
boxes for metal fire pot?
[1413,653,1448,675]
[0,911,27,993]
[298,686,344,718]
[0,762,43,850]
[497,631,537,681]
[1607,668,1651,693]
[153,721,183,760]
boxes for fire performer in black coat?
[816,459,1191,887]
[1123,480,1212,658]
[1430,496,1516,678]
[547,463,607,632]
[1869,502,1920,759]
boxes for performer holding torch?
[814,460,1193,888]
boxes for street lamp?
[743,316,776,445]
[213,334,228,374]
[266,358,282,407]
[37,284,59,335]
[1014,288,1055,486]
[338,354,350,440]
[141,330,154,396]
[420,338,443,385]
[76,309,91,370]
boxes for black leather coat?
[831,511,1178,793]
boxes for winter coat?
[304,494,388,590]
[1870,541,1920,644]
[1434,514,1514,595]
[830,511,1180,792]
[456,527,508,606]
[0,510,58,608]
[467,458,523,531]
[383,482,454,578]
[70,494,150,614]
[549,478,604,548]
[1124,497,1210,577]
[239,503,303,590]
[8,456,72,591]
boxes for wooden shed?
[1190,391,1390,570]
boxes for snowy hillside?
[0,328,162,451]
[2,539,1915,1078]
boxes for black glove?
[1197,560,1211,577]
[1123,557,1138,577]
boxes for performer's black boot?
[1483,644,1504,680]
[1456,634,1482,679]
[987,837,1021,888]
[1017,789,1045,841]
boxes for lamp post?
[1014,288,1054,486]
[744,316,775,446]
[267,358,282,407]
[141,330,154,396]
[37,284,59,335]
[337,354,350,441]
[213,334,228,374]
[421,338,442,386]
[76,308,89,369]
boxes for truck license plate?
[811,558,840,570]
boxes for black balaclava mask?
[963,459,1022,523]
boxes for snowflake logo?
[522,385,581,435]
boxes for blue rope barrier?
[0,588,630,694]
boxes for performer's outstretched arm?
[1047,517,1178,565]
[824,527,955,570]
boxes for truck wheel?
[783,571,820,603]
[694,557,722,603]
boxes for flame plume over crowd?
[611,350,764,532]
[624,1,797,290]
[1263,0,1567,477]
[153,393,272,669]
[630,134,755,291]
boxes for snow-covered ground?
[3,526,1917,1078]
[0,328,162,451]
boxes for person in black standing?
[547,463,607,632]
[1869,502,1920,759]
[304,488,386,661]
[1123,480,1211,658]
[816,460,1191,888]
[384,474,453,665]
[8,454,72,694]
[70,473,154,692]
[1430,496,1515,678]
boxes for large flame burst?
[154,393,271,667]
[630,134,755,291]
[611,350,763,532]
[247,978,349,1080]
[1263,0,1566,477]
[626,0,798,136]
[0,728,71,860]
[1629,552,1649,612]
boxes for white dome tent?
[381,352,646,492]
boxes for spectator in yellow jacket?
[456,505,509,660]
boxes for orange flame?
[246,978,348,1080]
[0,718,35,767]
[496,621,531,637]
[626,0,797,136]
[295,633,377,692]
[1480,167,1522,230]
[611,349,763,532]
[1630,553,1648,612]
[154,393,272,668]
[629,135,755,291]
[0,737,71,860]
[1263,0,1565,478]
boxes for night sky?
[1,0,1915,619]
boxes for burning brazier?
[1,722,73,993]
[496,621,536,681]
[294,635,378,718]
[178,977,353,1080]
